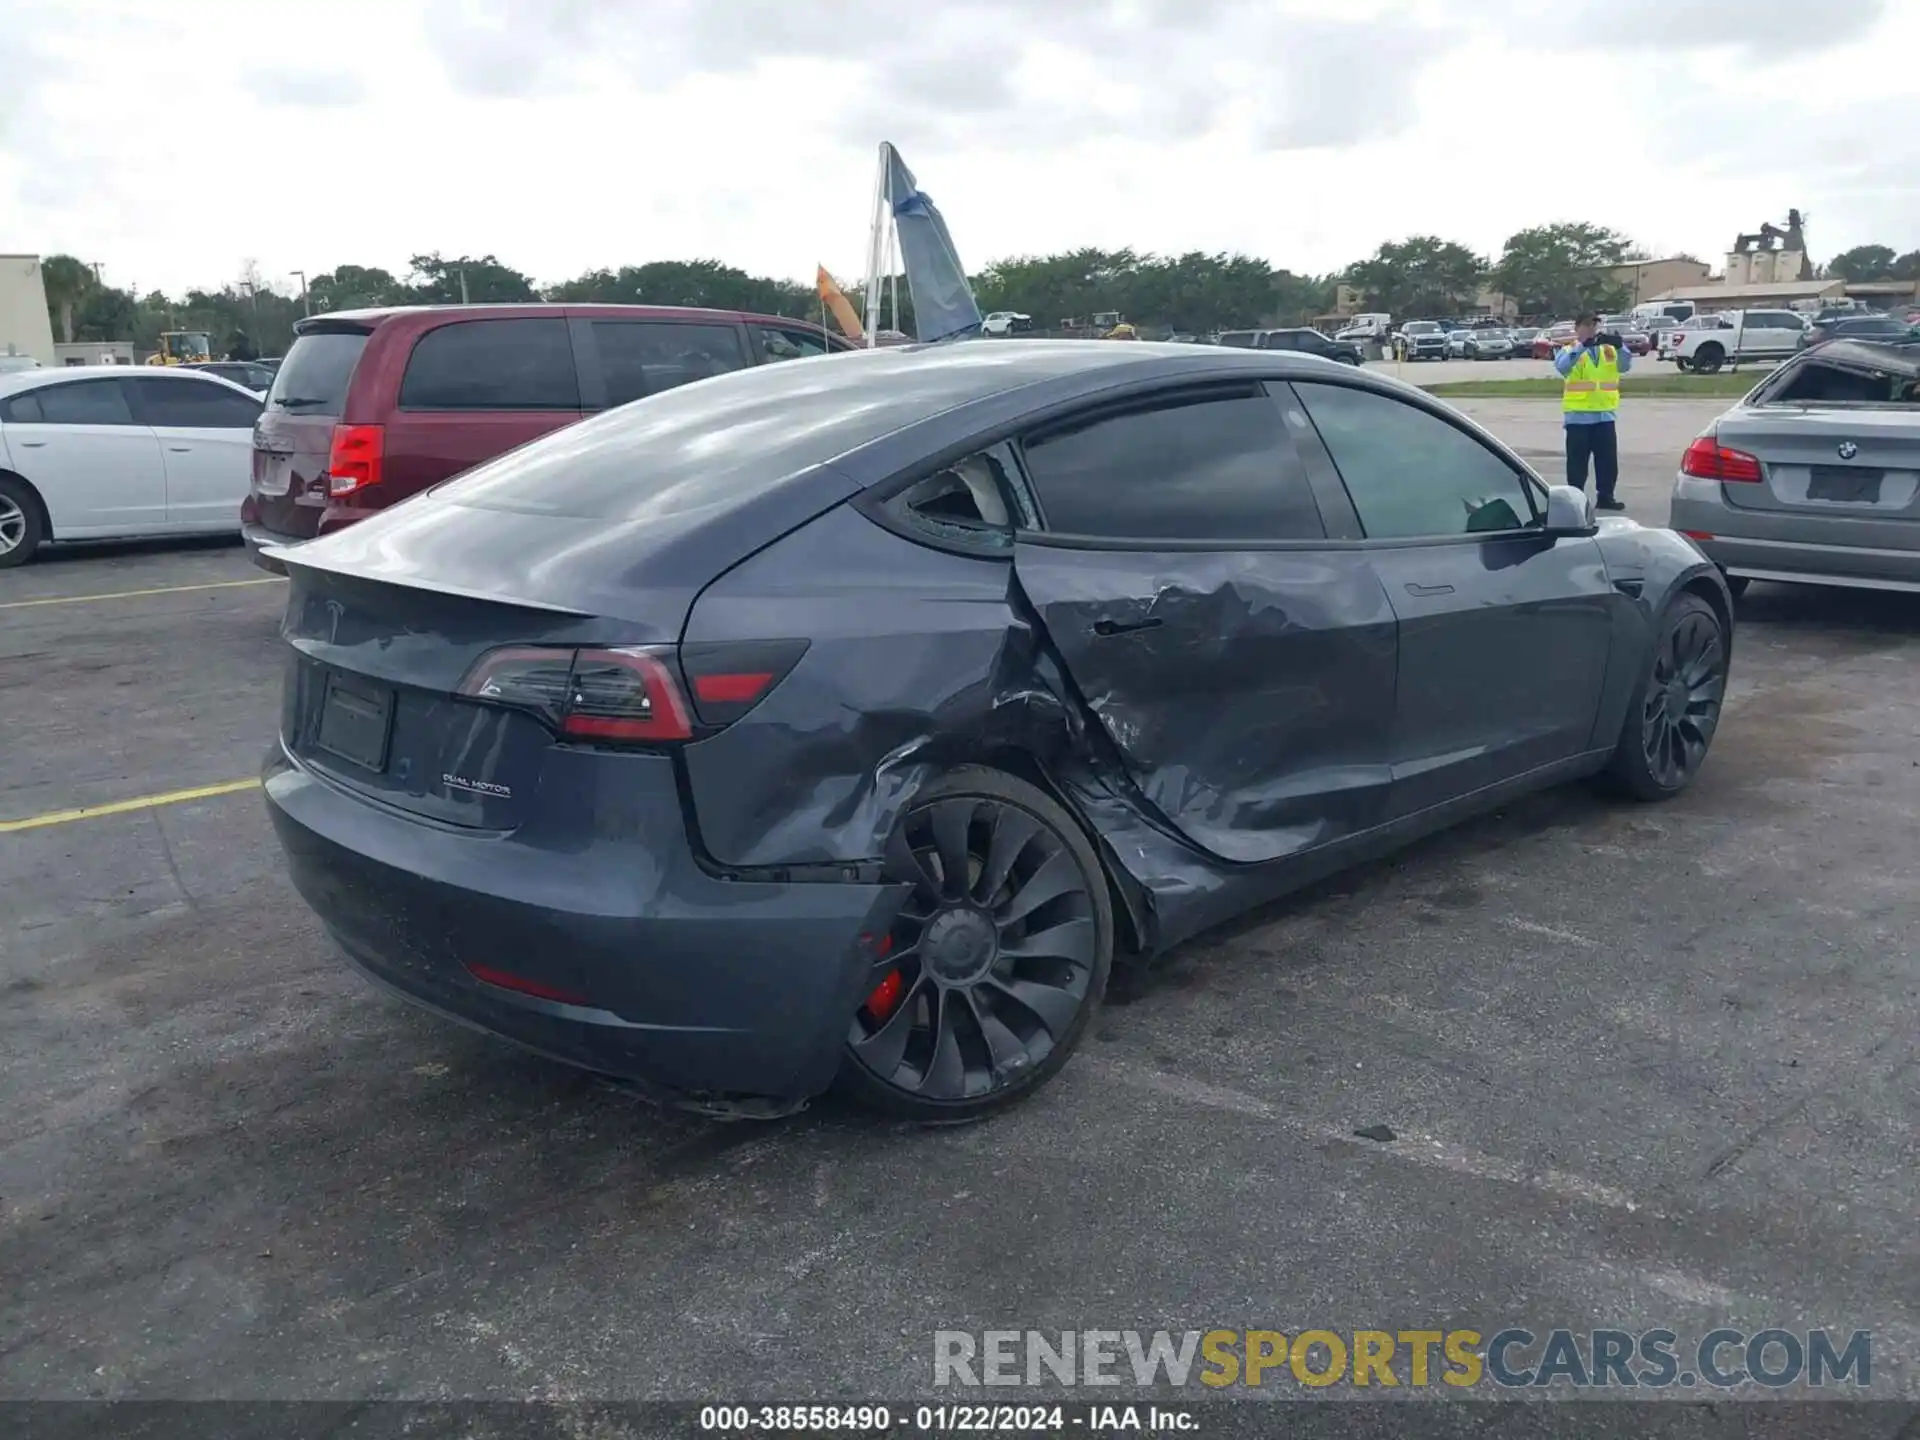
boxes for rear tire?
[0,475,45,568]
[835,765,1113,1122]
[1604,593,1728,801]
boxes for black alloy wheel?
[1606,593,1728,800]
[839,767,1112,1121]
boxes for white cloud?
[1,0,1915,298]
[244,68,370,109]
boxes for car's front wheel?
[837,766,1113,1121]
[1605,593,1728,801]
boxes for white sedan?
[980,311,1033,336]
[0,365,263,567]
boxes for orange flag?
[817,266,864,342]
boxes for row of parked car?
[0,304,852,568]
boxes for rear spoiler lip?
[274,547,592,616]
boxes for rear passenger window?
[592,322,747,407]
[1020,388,1325,542]
[757,326,832,362]
[1294,382,1536,539]
[132,377,262,428]
[5,379,136,425]
[885,447,1026,549]
[398,319,579,410]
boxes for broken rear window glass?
[1763,353,1920,406]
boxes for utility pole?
[291,270,309,316]
[458,265,470,304]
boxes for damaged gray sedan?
[265,341,1734,1121]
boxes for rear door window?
[1294,382,1538,539]
[131,376,263,428]
[755,325,833,362]
[591,321,748,407]
[399,318,580,410]
[1019,388,1326,542]
[267,330,369,416]
[4,378,137,425]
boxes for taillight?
[327,423,384,497]
[563,649,692,741]
[1681,436,1762,483]
[458,639,805,741]
[457,645,691,742]
[678,639,809,726]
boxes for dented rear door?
[1010,384,1398,865]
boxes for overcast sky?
[3,0,1916,299]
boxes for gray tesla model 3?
[265,340,1734,1121]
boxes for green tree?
[1489,223,1634,320]
[968,248,1314,335]
[1892,250,1920,281]
[1825,244,1897,281]
[1345,237,1487,319]
[407,253,537,304]
[73,285,138,343]
[40,254,97,343]
[308,264,407,313]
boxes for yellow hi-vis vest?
[1562,344,1622,414]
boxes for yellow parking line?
[0,577,284,611]
[0,778,262,833]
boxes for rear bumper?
[241,521,291,575]
[264,744,907,1106]
[1670,476,1920,591]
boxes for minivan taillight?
[1681,436,1762,483]
[327,423,385,497]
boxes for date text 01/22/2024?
[697,1406,1194,1432]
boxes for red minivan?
[241,304,857,571]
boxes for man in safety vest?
[1553,312,1631,511]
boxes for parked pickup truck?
[1669,309,1808,374]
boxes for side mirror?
[1543,484,1597,535]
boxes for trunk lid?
[1717,407,1920,525]
[275,392,862,825]
[253,326,372,539]
[280,566,608,829]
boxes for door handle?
[1405,582,1455,597]
[15,440,45,448]
[167,445,193,452]
[1093,617,1163,637]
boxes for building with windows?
[1603,257,1715,305]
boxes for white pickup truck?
[1668,309,1808,373]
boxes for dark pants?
[1565,421,1619,502]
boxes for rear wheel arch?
[967,745,1150,964]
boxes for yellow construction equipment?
[147,331,212,365]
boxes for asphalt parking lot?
[2,398,1916,1406]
